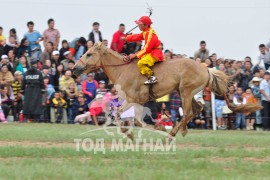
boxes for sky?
[1,0,270,61]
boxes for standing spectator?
[52,91,67,123]
[203,87,212,129]
[169,90,181,125]
[16,38,31,59]
[54,64,64,91]
[239,61,253,91]
[257,44,270,70]
[23,21,43,60]
[41,65,54,86]
[233,87,247,130]
[59,70,75,92]
[16,56,29,75]
[226,84,235,129]
[66,82,78,123]
[110,24,126,53]
[251,77,262,126]
[75,37,87,61]
[0,26,6,47]
[59,40,69,61]
[215,94,226,130]
[12,71,23,121]
[88,22,102,43]
[8,28,19,45]
[21,59,45,122]
[194,41,209,62]
[82,72,98,104]
[259,72,270,130]
[43,18,60,50]
[242,87,257,130]
[40,42,53,65]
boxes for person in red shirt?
[121,16,163,85]
[110,24,126,53]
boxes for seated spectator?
[42,65,54,86]
[1,54,14,72]
[75,37,87,61]
[75,76,82,92]
[61,51,75,70]
[54,64,64,91]
[40,42,53,65]
[0,64,14,90]
[59,40,69,61]
[16,55,29,75]
[59,70,75,92]
[94,68,109,85]
[0,26,6,47]
[233,87,247,130]
[11,71,23,121]
[242,87,257,130]
[156,109,173,128]
[195,58,202,63]
[193,101,206,129]
[16,38,31,59]
[204,58,213,68]
[52,91,67,123]
[44,59,56,76]
[96,80,107,97]
[51,50,60,66]
[0,85,13,119]
[73,93,89,123]
[86,40,94,50]
[82,72,98,104]
[89,94,104,126]
[66,82,78,123]
[4,36,17,55]
[169,90,181,125]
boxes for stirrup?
[144,76,158,85]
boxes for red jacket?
[126,27,163,61]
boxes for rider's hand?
[129,54,137,59]
[120,37,126,41]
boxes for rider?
[121,16,164,85]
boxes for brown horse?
[73,42,262,137]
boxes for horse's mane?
[97,43,125,60]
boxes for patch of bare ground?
[209,157,237,163]
[243,157,270,165]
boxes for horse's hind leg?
[169,91,194,137]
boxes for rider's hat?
[135,16,152,26]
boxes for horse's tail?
[208,68,228,96]
[207,68,263,113]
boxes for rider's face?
[138,24,148,31]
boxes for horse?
[73,42,263,138]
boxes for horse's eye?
[87,54,92,57]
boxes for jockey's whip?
[125,3,153,35]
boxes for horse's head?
[73,42,105,76]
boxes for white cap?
[1,55,8,59]
[52,50,60,56]
[63,51,71,56]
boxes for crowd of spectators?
[0,19,269,131]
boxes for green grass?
[0,123,269,180]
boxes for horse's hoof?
[180,129,188,137]
[166,134,176,143]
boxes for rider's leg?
[137,54,158,84]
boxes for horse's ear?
[93,42,102,50]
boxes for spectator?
[233,87,247,130]
[54,64,64,91]
[203,87,212,129]
[226,84,235,129]
[0,64,14,88]
[44,59,56,77]
[12,71,23,121]
[82,72,98,104]
[195,57,202,63]
[43,18,60,50]
[125,41,142,55]
[0,26,6,47]
[16,38,31,59]
[4,36,17,55]
[94,68,109,85]
[110,24,126,53]
[205,58,213,68]
[164,49,172,60]
[42,65,54,86]
[102,39,108,47]
[96,80,107,97]
[259,72,270,130]
[72,93,89,123]
[52,91,67,123]
[41,42,53,65]
[75,76,82,92]
[21,59,45,122]
[230,60,241,87]
[61,51,75,70]
[51,50,60,66]
[257,44,270,70]
[8,28,19,45]
[194,41,209,62]
[215,94,226,130]
[169,90,181,124]
[16,55,29,75]
[86,40,94,50]
[0,85,13,119]
[88,22,102,43]
[23,21,43,60]
[59,70,74,92]
[251,77,262,126]
[242,87,257,130]
[59,40,69,61]
[75,37,87,61]
[66,82,78,123]
[239,61,253,91]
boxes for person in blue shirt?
[23,21,43,60]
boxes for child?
[242,88,257,130]
[233,87,247,130]
[251,77,262,127]
[156,109,173,129]
[96,80,107,97]
[52,92,67,123]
